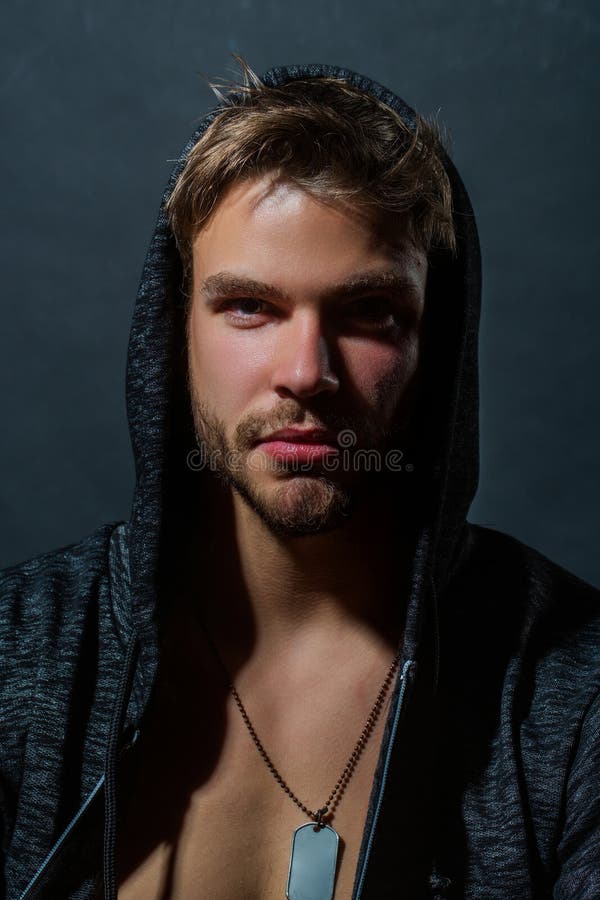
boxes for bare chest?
[116,658,393,900]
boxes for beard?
[187,365,414,538]
[189,399,353,536]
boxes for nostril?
[274,368,340,400]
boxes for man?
[1,58,598,900]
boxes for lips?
[259,427,338,446]
[254,427,340,465]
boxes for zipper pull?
[118,724,140,757]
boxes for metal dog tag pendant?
[286,822,339,900]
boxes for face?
[187,174,427,536]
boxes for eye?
[221,297,272,327]
[230,298,266,315]
[345,297,400,330]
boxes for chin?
[232,470,355,537]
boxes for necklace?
[200,623,401,900]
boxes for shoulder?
[455,526,600,884]
[458,523,600,666]
[0,521,128,694]
[448,521,600,738]
[445,522,600,724]
[0,522,125,638]
[458,522,600,621]
[0,520,122,588]
[0,520,129,768]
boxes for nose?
[271,311,340,400]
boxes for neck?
[179,475,414,663]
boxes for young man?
[1,59,598,900]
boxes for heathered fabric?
[1,64,599,899]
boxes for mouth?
[257,427,339,446]
[254,427,340,464]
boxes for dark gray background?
[2,1,598,585]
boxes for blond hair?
[167,55,456,277]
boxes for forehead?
[191,175,428,297]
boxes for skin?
[186,172,428,655]
[117,173,429,899]
[188,180,425,502]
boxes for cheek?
[341,336,420,405]
[189,316,269,412]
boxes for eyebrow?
[198,269,422,303]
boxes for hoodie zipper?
[16,720,141,900]
[17,775,106,900]
[16,635,140,900]
[103,634,140,899]
[353,658,414,900]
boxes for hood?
[124,61,480,705]
[104,61,481,895]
